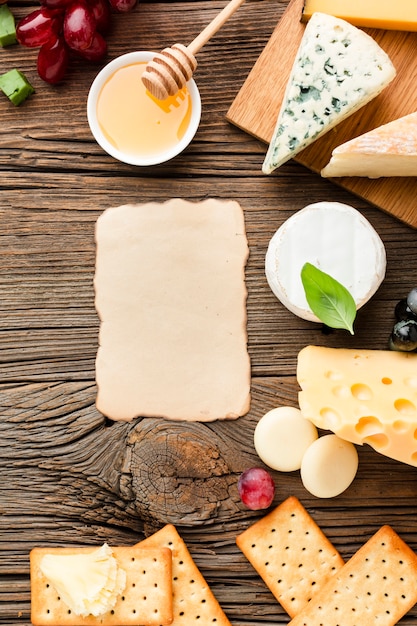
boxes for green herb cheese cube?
[0,69,34,106]
[0,4,17,47]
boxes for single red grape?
[86,0,111,33]
[107,0,137,13]
[237,467,275,510]
[17,7,61,48]
[78,31,107,61]
[63,1,96,51]
[37,35,69,83]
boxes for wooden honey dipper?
[141,0,246,100]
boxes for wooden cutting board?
[227,0,417,228]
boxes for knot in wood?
[126,419,233,525]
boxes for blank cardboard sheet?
[94,199,251,422]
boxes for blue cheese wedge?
[262,12,396,174]
[321,111,417,178]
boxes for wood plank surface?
[227,0,417,228]
[1,1,417,625]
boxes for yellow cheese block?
[302,0,417,31]
[321,111,417,178]
[297,345,417,467]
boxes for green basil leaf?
[301,262,356,334]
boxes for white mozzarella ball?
[254,406,318,472]
[300,434,358,498]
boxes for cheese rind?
[302,0,417,32]
[265,202,386,322]
[262,12,396,174]
[321,111,417,178]
[297,345,417,467]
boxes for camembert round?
[265,201,386,322]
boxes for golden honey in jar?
[87,52,201,166]
[96,62,193,159]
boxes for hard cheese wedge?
[262,12,396,174]
[321,111,417,178]
[302,0,417,32]
[297,345,417,467]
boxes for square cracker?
[137,523,232,626]
[30,546,173,626]
[288,525,417,626]
[94,199,250,422]
[236,496,344,617]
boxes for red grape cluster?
[16,0,137,84]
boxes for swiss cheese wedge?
[262,12,396,174]
[321,111,417,178]
[297,345,417,467]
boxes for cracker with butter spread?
[288,524,417,626]
[236,496,344,617]
[137,523,232,625]
[30,545,173,626]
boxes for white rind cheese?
[297,345,417,467]
[262,12,396,174]
[265,202,386,322]
[321,111,417,178]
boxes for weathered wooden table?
[1,0,417,624]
